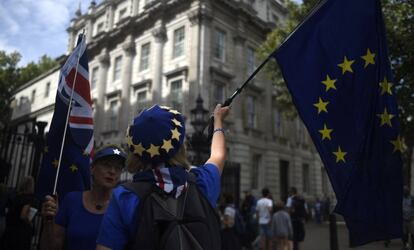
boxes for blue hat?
[126,105,186,164]
[93,146,127,164]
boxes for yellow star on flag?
[379,77,393,96]
[69,164,78,172]
[321,75,337,92]
[313,98,329,114]
[133,143,145,156]
[377,108,394,127]
[172,118,182,127]
[338,56,355,74]
[390,135,403,153]
[318,124,333,140]
[171,128,181,140]
[161,139,174,153]
[333,146,347,163]
[361,48,376,68]
[146,144,160,158]
[52,159,59,168]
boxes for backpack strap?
[122,181,154,201]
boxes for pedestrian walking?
[221,194,242,250]
[271,201,293,250]
[241,191,258,249]
[286,187,307,250]
[256,187,273,250]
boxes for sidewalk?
[302,222,403,250]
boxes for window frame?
[139,42,151,72]
[213,29,226,62]
[172,26,185,59]
[113,56,123,81]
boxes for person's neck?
[90,185,111,203]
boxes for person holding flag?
[36,33,127,250]
[40,144,126,250]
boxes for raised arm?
[206,104,230,174]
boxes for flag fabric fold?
[36,34,93,201]
[273,0,402,246]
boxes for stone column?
[152,23,167,104]
[232,34,246,133]
[95,49,110,143]
[85,17,93,42]
[106,3,115,30]
[132,0,140,16]
[120,35,136,134]
[187,2,212,109]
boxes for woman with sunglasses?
[40,145,127,250]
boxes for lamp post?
[189,95,209,165]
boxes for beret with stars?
[126,105,186,165]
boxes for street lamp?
[189,95,209,165]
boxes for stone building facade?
[9,0,334,203]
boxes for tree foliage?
[0,51,58,128]
[258,0,414,156]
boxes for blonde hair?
[18,176,34,194]
[127,144,191,173]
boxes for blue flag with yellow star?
[273,0,402,246]
[36,35,92,202]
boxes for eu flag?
[273,0,402,246]
[37,34,94,202]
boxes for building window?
[31,89,36,104]
[247,47,255,75]
[214,84,225,104]
[109,99,119,131]
[44,82,51,98]
[302,164,310,194]
[96,22,104,34]
[251,154,261,189]
[139,43,150,71]
[170,79,183,111]
[118,7,127,21]
[173,27,185,58]
[91,66,99,90]
[214,29,226,61]
[113,56,122,81]
[246,96,257,128]
[137,90,147,103]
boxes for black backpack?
[122,173,221,250]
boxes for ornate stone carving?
[98,49,110,65]
[152,26,167,43]
[122,35,136,55]
[188,8,212,26]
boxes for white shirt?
[256,197,273,224]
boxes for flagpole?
[53,30,86,195]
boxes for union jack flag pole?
[53,30,86,195]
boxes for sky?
[0,0,302,67]
[0,0,99,66]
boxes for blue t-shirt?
[97,163,221,250]
[56,192,104,250]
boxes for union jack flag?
[37,34,93,201]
